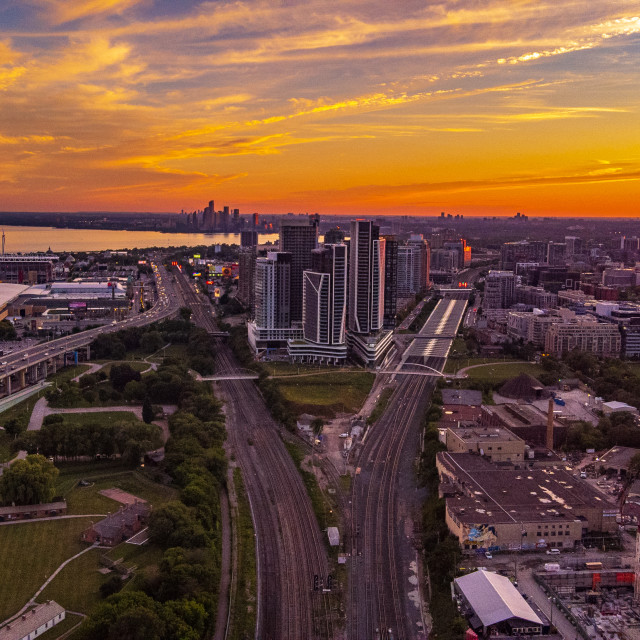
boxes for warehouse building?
[454,570,546,636]
[436,452,618,552]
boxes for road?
[1,261,179,380]
[173,268,334,640]
[348,291,470,640]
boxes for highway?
[172,268,334,640]
[1,262,179,384]
[348,291,470,640]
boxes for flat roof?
[599,446,640,470]
[447,426,523,444]
[456,570,542,627]
[442,388,483,406]
[438,452,615,524]
[0,283,30,307]
[483,403,562,430]
[0,601,65,640]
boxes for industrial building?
[454,570,546,636]
[436,452,618,552]
[443,426,525,463]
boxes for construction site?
[533,533,640,640]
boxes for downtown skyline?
[1,0,639,217]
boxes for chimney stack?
[547,397,555,450]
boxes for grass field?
[463,361,545,384]
[230,468,257,640]
[0,518,92,621]
[37,612,84,639]
[367,387,394,425]
[443,356,520,374]
[39,548,104,614]
[57,468,178,515]
[57,411,144,428]
[276,371,375,418]
[266,362,358,377]
[49,365,92,384]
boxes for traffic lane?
[517,568,577,640]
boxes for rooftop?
[0,601,65,640]
[455,570,542,627]
[483,403,562,430]
[0,283,30,308]
[438,452,614,524]
[599,446,640,471]
[442,388,483,406]
[447,426,523,444]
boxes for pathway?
[28,401,177,434]
[0,383,50,414]
[0,543,98,627]
[455,359,527,377]
[0,514,106,526]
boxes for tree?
[0,454,58,506]
[140,331,165,354]
[3,418,25,440]
[142,396,154,424]
[179,307,192,321]
[110,364,142,392]
[0,320,17,341]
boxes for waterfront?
[1,225,279,253]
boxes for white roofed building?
[454,570,545,635]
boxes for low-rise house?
[0,601,65,640]
[0,500,66,522]
[82,501,150,546]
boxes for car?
[339,433,349,438]
[484,552,493,559]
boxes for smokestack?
[546,397,554,450]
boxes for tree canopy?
[0,454,58,506]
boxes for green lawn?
[57,468,178,515]
[57,411,143,428]
[367,387,395,425]
[0,518,93,621]
[0,392,45,431]
[463,361,545,384]
[49,365,91,384]
[444,356,519,374]
[266,362,358,377]
[276,371,375,418]
[39,549,104,614]
[37,612,84,639]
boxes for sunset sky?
[1,0,639,216]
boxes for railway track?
[349,375,432,640]
[173,268,334,639]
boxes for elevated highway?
[0,262,179,398]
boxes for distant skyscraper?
[241,230,258,248]
[398,234,430,296]
[484,270,516,309]
[252,212,259,228]
[238,248,256,313]
[565,236,583,256]
[279,217,319,322]
[324,227,345,245]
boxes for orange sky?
[1,1,639,216]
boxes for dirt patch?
[99,488,147,505]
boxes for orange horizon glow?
[0,1,639,217]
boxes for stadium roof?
[455,570,542,627]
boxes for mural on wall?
[463,524,497,547]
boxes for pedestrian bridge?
[200,373,260,381]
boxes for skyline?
[1,1,639,216]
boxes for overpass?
[0,262,180,399]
